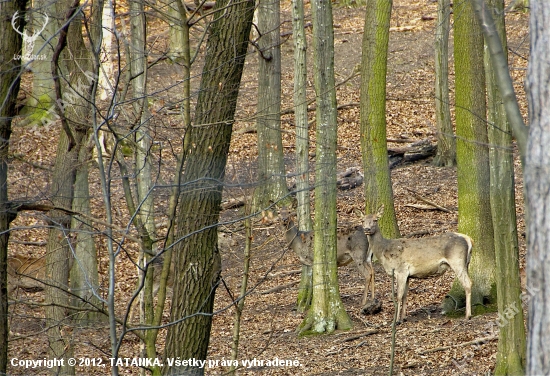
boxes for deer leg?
[457,269,472,319]
[395,273,408,322]
[369,262,375,300]
[401,278,410,322]
[354,260,374,306]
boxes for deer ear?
[376,204,385,219]
[354,208,364,219]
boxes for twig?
[405,188,452,213]
[259,281,299,295]
[338,329,379,343]
[267,269,302,278]
[417,335,498,355]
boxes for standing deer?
[279,209,375,306]
[362,205,472,322]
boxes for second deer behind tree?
[279,208,375,307]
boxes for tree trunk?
[470,0,528,164]
[0,0,28,371]
[360,0,400,238]
[443,0,496,316]
[164,0,186,61]
[292,0,313,312]
[432,0,455,167]
[253,0,288,210]
[68,0,103,326]
[298,0,352,335]
[163,0,254,374]
[44,2,96,372]
[525,2,550,373]
[483,0,526,374]
[128,0,158,349]
[98,0,115,100]
[26,0,59,119]
[45,132,80,376]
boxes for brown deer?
[362,205,472,322]
[7,255,46,295]
[279,209,375,306]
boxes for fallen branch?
[338,329,379,343]
[267,269,302,279]
[405,188,452,213]
[259,281,298,295]
[418,335,498,355]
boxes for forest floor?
[6,0,530,375]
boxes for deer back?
[379,233,471,279]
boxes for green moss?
[20,94,56,126]
[442,281,498,318]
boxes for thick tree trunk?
[471,0,528,163]
[163,1,254,374]
[525,2,550,373]
[67,2,103,325]
[483,0,525,374]
[360,0,400,238]
[0,0,28,371]
[45,131,80,376]
[443,0,496,316]
[44,2,96,372]
[298,0,352,335]
[254,0,288,210]
[26,0,59,118]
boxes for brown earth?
[6,0,530,375]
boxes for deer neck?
[367,230,390,258]
[284,221,299,244]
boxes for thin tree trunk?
[292,0,313,312]
[360,0,400,238]
[433,0,455,167]
[228,216,252,375]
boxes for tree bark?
[253,0,288,210]
[0,0,28,372]
[292,0,313,312]
[483,0,526,374]
[471,0,528,164]
[360,0,400,238]
[298,0,352,335]
[68,0,103,326]
[44,1,96,372]
[443,0,496,316]
[163,0,254,374]
[525,2,550,373]
[432,0,456,167]
[26,0,59,118]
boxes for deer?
[361,205,472,322]
[7,255,47,296]
[279,208,375,307]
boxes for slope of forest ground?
[6,0,529,375]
